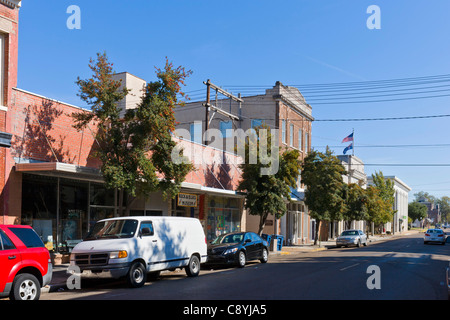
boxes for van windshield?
[84,219,138,241]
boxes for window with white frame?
[289,124,294,146]
[220,120,232,138]
[305,132,309,152]
[281,119,286,144]
[190,122,202,144]
[0,33,4,106]
[298,128,302,151]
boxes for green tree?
[437,196,450,223]
[365,185,392,233]
[72,52,193,214]
[413,191,436,203]
[301,147,346,245]
[342,183,368,230]
[371,171,396,217]
[237,125,301,235]
[408,201,428,226]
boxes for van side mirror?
[140,227,153,236]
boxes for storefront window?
[21,174,57,251]
[21,174,118,253]
[89,183,115,232]
[90,183,115,206]
[206,196,241,240]
[58,179,88,251]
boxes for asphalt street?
[40,232,449,301]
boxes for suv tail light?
[438,234,444,237]
[425,233,430,236]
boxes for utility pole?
[203,79,243,145]
[204,79,211,145]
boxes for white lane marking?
[340,263,360,271]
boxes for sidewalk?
[43,231,419,294]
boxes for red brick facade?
[0,1,19,223]
[2,89,101,223]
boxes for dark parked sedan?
[206,232,269,268]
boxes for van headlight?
[109,250,128,259]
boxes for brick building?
[0,2,245,259]
[0,0,21,222]
[175,81,315,244]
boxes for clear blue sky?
[17,0,450,200]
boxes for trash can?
[271,235,284,251]
[261,234,272,245]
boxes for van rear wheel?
[127,261,147,288]
[185,255,200,277]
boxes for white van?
[69,216,207,287]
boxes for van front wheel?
[185,255,200,277]
[127,261,147,288]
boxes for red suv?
[0,225,52,300]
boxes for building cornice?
[273,93,315,121]
[0,0,21,9]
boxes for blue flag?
[343,143,353,155]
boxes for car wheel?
[357,240,361,247]
[185,255,200,277]
[238,251,246,268]
[260,248,268,263]
[10,273,41,300]
[127,261,147,288]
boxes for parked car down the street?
[0,225,53,300]
[336,229,368,248]
[206,232,269,268]
[424,228,446,245]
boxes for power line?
[314,114,450,121]
[364,164,450,167]
[313,144,450,149]
[223,73,450,90]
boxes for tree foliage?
[342,183,368,229]
[365,185,393,232]
[72,52,193,213]
[301,147,346,245]
[370,171,396,218]
[237,125,301,235]
[408,201,428,223]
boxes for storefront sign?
[178,193,198,207]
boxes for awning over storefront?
[180,181,245,198]
[15,161,103,182]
